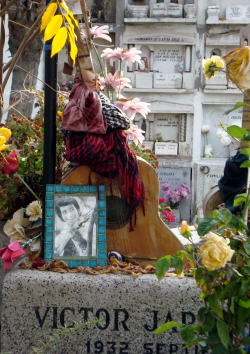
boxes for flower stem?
[15,173,41,203]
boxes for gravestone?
[153,46,184,74]
[1,270,201,353]
[156,167,191,225]
[226,6,244,21]
[154,114,179,142]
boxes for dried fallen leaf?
[165,272,177,277]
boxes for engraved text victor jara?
[33,307,205,353]
[34,307,196,330]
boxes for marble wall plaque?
[153,72,168,88]
[135,73,153,88]
[153,45,184,73]
[151,2,167,17]
[155,142,178,155]
[226,6,244,21]
[154,114,179,141]
[167,3,183,18]
[156,167,191,223]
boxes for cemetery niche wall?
[124,33,195,90]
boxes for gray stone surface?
[0,222,9,322]
[1,270,201,353]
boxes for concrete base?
[1,270,201,353]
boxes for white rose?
[220,136,232,147]
[216,128,227,139]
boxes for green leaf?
[208,295,223,319]
[197,307,209,324]
[179,325,194,343]
[240,160,250,167]
[243,134,250,141]
[221,279,239,298]
[171,256,183,275]
[233,195,246,206]
[216,320,229,349]
[241,336,250,345]
[224,102,246,115]
[227,125,248,139]
[240,148,250,157]
[197,217,219,236]
[155,255,172,281]
[239,299,250,308]
[217,208,232,224]
[228,214,248,232]
[203,312,216,332]
[154,321,180,334]
[211,343,230,354]
[207,332,220,345]
[243,240,250,254]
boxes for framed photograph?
[44,184,106,268]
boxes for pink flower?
[162,209,176,223]
[101,47,142,66]
[99,71,132,94]
[124,124,145,146]
[81,25,112,42]
[161,183,170,192]
[170,190,181,205]
[159,198,166,203]
[0,240,25,271]
[178,184,191,199]
[116,97,150,120]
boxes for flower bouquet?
[161,182,191,209]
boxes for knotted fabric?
[62,75,144,229]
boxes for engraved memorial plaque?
[153,45,184,73]
[154,114,179,142]
[226,6,244,21]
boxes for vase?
[184,4,196,18]
[204,144,214,158]
[171,208,180,225]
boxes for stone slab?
[1,270,201,353]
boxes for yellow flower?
[202,55,224,79]
[223,46,250,90]
[200,232,234,271]
[179,220,191,235]
[0,127,11,140]
[0,128,11,152]
[26,200,42,221]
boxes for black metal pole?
[41,37,57,256]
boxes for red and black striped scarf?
[62,76,144,230]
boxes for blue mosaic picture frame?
[44,184,106,268]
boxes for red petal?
[8,240,22,252]
[3,150,19,175]
[4,261,12,271]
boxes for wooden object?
[62,158,185,264]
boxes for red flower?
[3,150,19,175]
[0,240,25,271]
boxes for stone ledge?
[1,269,201,353]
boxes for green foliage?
[0,91,66,219]
[155,207,250,353]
